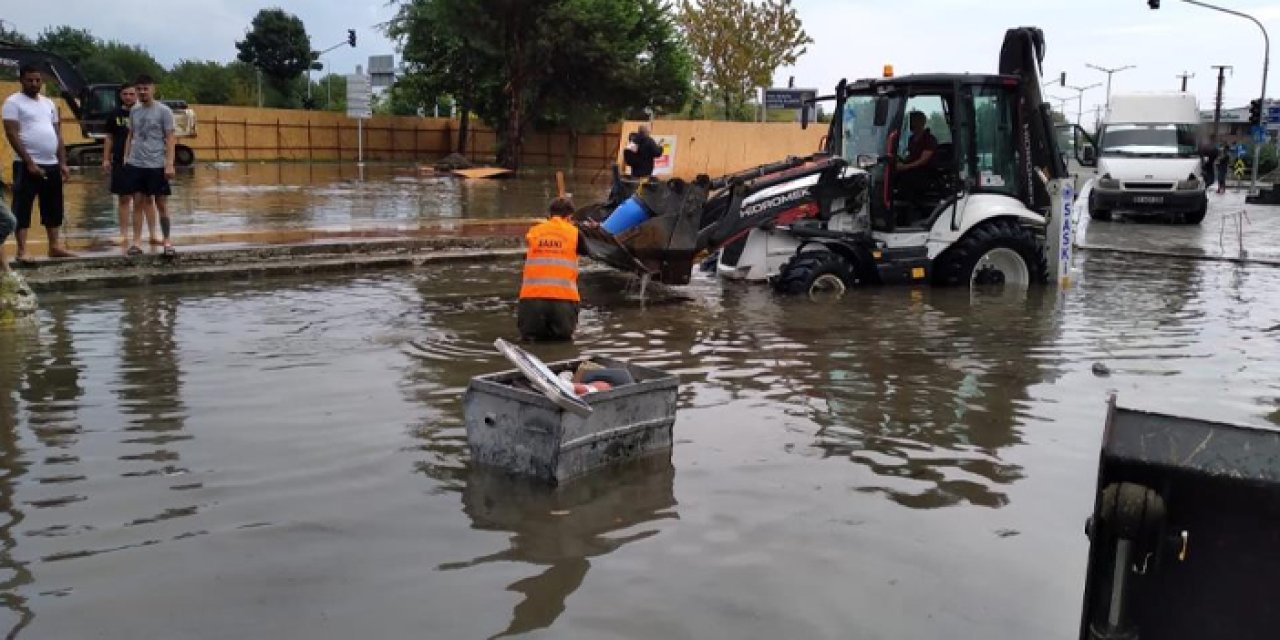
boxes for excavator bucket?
[578,177,713,286]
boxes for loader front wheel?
[774,251,857,300]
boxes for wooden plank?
[453,167,514,179]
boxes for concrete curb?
[20,239,527,293]
[1076,243,1280,268]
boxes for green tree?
[388,0,495,153]
[538,0,692,130]
[236,8,312,106]
[167,60,235,104]
[314,73,348,111]
[97,41,166,83]
[679,0,811,121]
[35,26,97,67]
[389,0,692,169]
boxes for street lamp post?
[1085,63,1136,104]
[1154,0,1270,195]
[1049,95,1072,121]
[1064,83,1102,128]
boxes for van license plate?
[1133,196,1164,204]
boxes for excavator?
[577,26,1083,295]
[0,42,198,166]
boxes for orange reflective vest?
[519,217,580,302]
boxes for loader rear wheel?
[933,219,1047,289]
[774,251,856,299]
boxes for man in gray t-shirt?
[122,74,176,255]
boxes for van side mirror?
[1073,125,1099,168]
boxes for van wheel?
[1182,199,1207,225]
[934,219,1047,289]
[1087,193,1112,221]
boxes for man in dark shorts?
[102,83,158,250]
[122,74,176,256]
[2,65,77,260]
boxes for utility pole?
[1086,63,1136,104]
[1154,0,1269,195]
[1176,71,1195,91]
[1064,83,1102,128]
[1210,65,1232,142]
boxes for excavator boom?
[0,43,90,118]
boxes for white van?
[1087,93,1208,224]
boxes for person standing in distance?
[623,124,663,178]
[122,74,176,256]
[2,65,77,260]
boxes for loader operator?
[892,111,939,223]
[898,111,938,173]
[518,197,588,342]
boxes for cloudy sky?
[10,0,1279,114]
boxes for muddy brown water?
[58,163,613,241]
[1,251,1279,638]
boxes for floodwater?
[2,247,1279,639]
[55,163,612,243]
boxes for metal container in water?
[1079,394,1280,639]
[464,355,678,484]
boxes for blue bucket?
[602,197,650,235]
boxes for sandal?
[126,246,143,256]
[162,245,177,258]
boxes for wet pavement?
[2,248,1279,638]
[1076,183,1280,263]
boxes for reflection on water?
[0,251,1277,637]
[58,164,612,243]
[443,456,676,639]
[0,321,36,637]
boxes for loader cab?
[832,76,1029,234]
[79,83,122,138]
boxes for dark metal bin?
[1079,395,1280,639]
[464,356,679,484]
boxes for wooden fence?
[0,82,827,181]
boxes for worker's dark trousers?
[517,298,579,342]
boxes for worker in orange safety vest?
[518,197,586,341]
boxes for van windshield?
[1100,124,1199,158]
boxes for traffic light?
[347,29,357,47]
[1249,99,1262,126]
